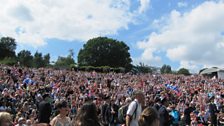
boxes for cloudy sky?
[1,0,224,72]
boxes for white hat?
[18,117,25,122]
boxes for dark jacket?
[101,103,110,125]
[209,103,218,125]
[153,103,161,111]
[159,105,170,126]
[184,107,194,125]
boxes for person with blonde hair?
[0,112,13,126]
[138,107,159,126]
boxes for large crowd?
[0,65,224,126]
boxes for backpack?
[170,110,180,124]
[159,106,171,125]
[118,101,138,124]
[118,104,129,123]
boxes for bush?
[0,57,17,66]
[71,65,125,73]
[177,68,190,75]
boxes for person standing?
[158,97,170,126]
[50,100,72,126]
[184,103,194,126]
[15,117,26,126]
[209,96,218,126]
[126,90,145,126]
[38,93,52,124]
[153,96,161,111]
[73,102,101,126]
[108,98,119,126]
[138,107,160,126]
[100,95,111,126]
[169,104,180,126]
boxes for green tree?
[68,49,74,59]
[55,56,75,68]
[0,37,17,59]
[134,62,152,73]
[43,53,50,66]
[78,37,132,71]
[160,64,172,74]
[177,68,190,75]
[33,51,45,68]
[17,50,33,67]
[55,50,75,68]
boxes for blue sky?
[1,0,224,72]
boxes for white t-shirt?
[126,99,142,126]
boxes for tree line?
[0,36,190,75]
[0,37,75,68]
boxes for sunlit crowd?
[0,65,223,126]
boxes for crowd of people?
[0,64,224,126]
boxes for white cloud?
[134,40,163,65]
[137,1,224,71]
[179,61,201,73]
[177,2,188,8]
[0,0,147,47]
[138,0,150,13]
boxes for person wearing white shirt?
[126,90,145,126]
